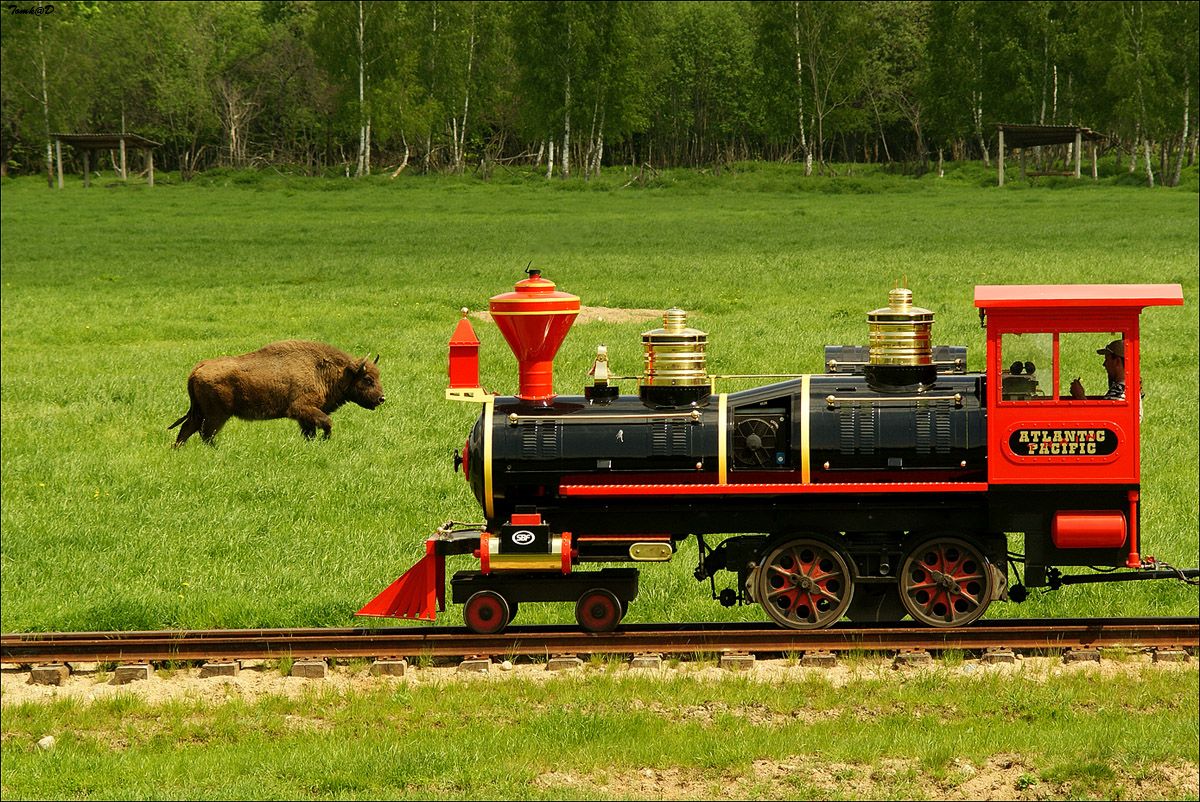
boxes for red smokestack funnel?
[489,270,580,403]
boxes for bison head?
[347,355,386,410]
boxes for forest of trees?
[2,0,1197,185]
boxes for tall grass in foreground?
[1,166,1196,631]
[1,669,1196,799]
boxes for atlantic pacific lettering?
[1008,428,1118,457]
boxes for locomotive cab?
[976,284,1184,585]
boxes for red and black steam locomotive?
[359,272,1189,632]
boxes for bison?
[169,340,385,446]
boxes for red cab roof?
[974,284,1183,310]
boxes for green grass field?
[2,666,1197,799]
[1,163,1197,632]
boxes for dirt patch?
[2,653,1193,709]
[628,697,839,727]
[532,755,1200,801]
[469,305,663,326]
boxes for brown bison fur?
[169,340,385,446]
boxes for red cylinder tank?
[489,270,580,403]
[1051,511,1127,549]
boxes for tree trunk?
[1170,71,1189,187]
[38,12,53,189]
[973,91,989,167]
[1039,34,1048,125]
[218,81,256,168]
[792,1,812,176]
[562,71,571,179]
[1143,138,1154,187]
[355,0,370,177]
[390,137,410,178]
[456,13,476,174]
[584,99,598,180]
[967,19,989,167]
[592,127,604,177]
[364,118,372,175]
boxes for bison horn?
[373,354,380,365]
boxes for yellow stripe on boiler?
[718,393,728,485]
[483,395,495,518]
[800,374,811,484]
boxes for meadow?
[1,162,1197,633]
[2,665,1196,799]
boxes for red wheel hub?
[463,591,510,635]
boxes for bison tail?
[168,413,189,430]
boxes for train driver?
[1069,339,1126,401]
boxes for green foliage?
[2,1,1195,179]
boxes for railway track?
[3,618,1197,665]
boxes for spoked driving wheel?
[463,590,510,635]
[755,538,854,629]
[899,537,993,627]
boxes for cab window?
[1000,333,1051,400]
[1000,331,1128,402]
[1061,331,1127,403]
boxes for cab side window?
[1061,332,1127,403]
[1000,333,1051,401]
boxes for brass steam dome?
[867,288,934,367]
[639,308,712,407]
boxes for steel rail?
[2,618,1196,664]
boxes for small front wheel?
[464,590,510,634]
[575,588,622,633]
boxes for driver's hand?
[1069,378,1085,399]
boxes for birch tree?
[1099,1,1169,186]
[511,1,587,179]
[204,3,269,168]
[313,0,400,177]
[1163,0,1197,185]
[0,0,88,184]
[572,1,650,179]
[655,2,756,166]
[790,2,866,171]
[753,1,816,173]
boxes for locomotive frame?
[359,274,1191,633]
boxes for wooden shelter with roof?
[996,124,1104,186]
[50,132,162,188]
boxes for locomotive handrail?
[824,393,964,409]
[589,373,808,381]
[710,373,804,379]
[506,410,703,425]
[826,359,966,372]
